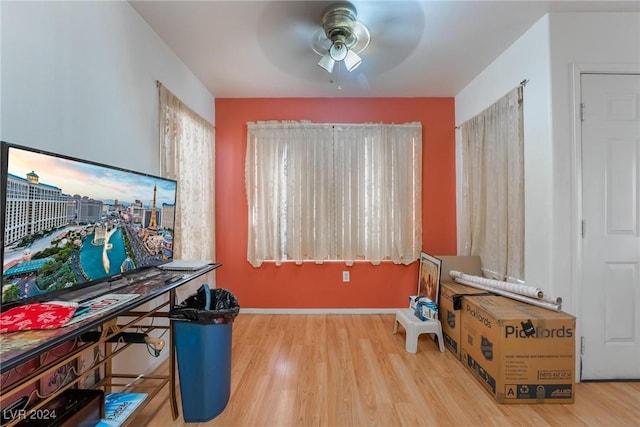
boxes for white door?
[581,73,640,380]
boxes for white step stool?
[393,308,445,353]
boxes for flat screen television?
[0,141,178,311]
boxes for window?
[245,121,422,267]
[459,86,524,280]
[158,83,215,272]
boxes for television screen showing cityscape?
[1,143,177,306]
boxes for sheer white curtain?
[245,121,422,267]
[158,84,215,292]
[459,86,524,280]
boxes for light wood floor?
[132,314,640,426]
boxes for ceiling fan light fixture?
[329,41,348,61]
[313,1,370,74]
[318,53,335,73]
[344,49,362,72]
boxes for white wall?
[1,1,214,376]
[455,15,554,305]
[1,1,214,175]
[547,12,640,314]
[455,12,640,317]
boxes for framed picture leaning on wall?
[418,252,441,304]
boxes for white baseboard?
[239,308,400,314]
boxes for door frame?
[570,63,640,381]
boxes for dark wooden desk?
[0,264,221,426]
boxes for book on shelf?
[96,392,147,427]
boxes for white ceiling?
[129,0,640,98]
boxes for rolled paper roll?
[449,270,544,299]
[449,271,562,312]
[454,277,562,311]
[540,294,563,305]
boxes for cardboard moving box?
[439,282,491,359]
[460,295,575,404]
[437,255,487,358]
[438,255,482,281]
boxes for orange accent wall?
[215,98,456,308]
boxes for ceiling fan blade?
[355,1,424,47]
[355,71,370,90]
[310,27,332,56]
[349,21,371,54]
[290,20,320,42]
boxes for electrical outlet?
[342,271,350,282]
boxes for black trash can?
[169,285,239,423]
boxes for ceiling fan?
[311,2,370,74]
[256,1,425,91]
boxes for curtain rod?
[454,79,528,129]
[248,121,423,129]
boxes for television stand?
[0,263,221,427]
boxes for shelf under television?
[0,264,221,427]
